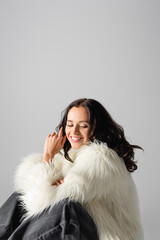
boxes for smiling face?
[65,106,91,149]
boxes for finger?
[48,134,51,137]
[58,127,63,139]
[59,179,64,184]
[51,132,58,138]
[55,181,61,186]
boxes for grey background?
[0,0,159,239]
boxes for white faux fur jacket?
[15,141,143,240]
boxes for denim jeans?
[0,193,99,240]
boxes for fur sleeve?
[14,153,65,217]
[55,142,128,204]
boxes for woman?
[0,98,143,240]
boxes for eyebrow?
[67,120,89,123]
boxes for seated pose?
[0,98,144,240]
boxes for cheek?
[87,127,91,136]
[84,129,90,139]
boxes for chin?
[70,141,90,149]
[71,143,83,149]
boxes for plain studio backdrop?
[0,0,159,239]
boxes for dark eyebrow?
[67,120,89,123]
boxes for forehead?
[67,107,89,121]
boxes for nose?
[72,125,80,134]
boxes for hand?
[43,127,66,163]
[52,177,65,186]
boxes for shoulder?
[77,141,116,159]
[69,141,128,180]
[76,141,125,169]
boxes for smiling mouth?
[70,136,82,143]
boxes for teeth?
[72,137,81,140]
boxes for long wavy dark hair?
[56,98,143,172]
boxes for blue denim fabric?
[0,193,99,240]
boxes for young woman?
[0,98,143,240]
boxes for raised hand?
[43,127,66,163]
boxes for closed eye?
[79,125,88,128]
[66,125,88,128]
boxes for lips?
[70,136,82,143]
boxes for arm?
[55,143,120,204]
[15,127,66,193]
[14,152,65,217]
[14,128,67,217]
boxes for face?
[65,106,91,149]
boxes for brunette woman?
[0,98,143,240]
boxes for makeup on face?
[65,107,91,149]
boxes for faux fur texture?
[14,142,143,240]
